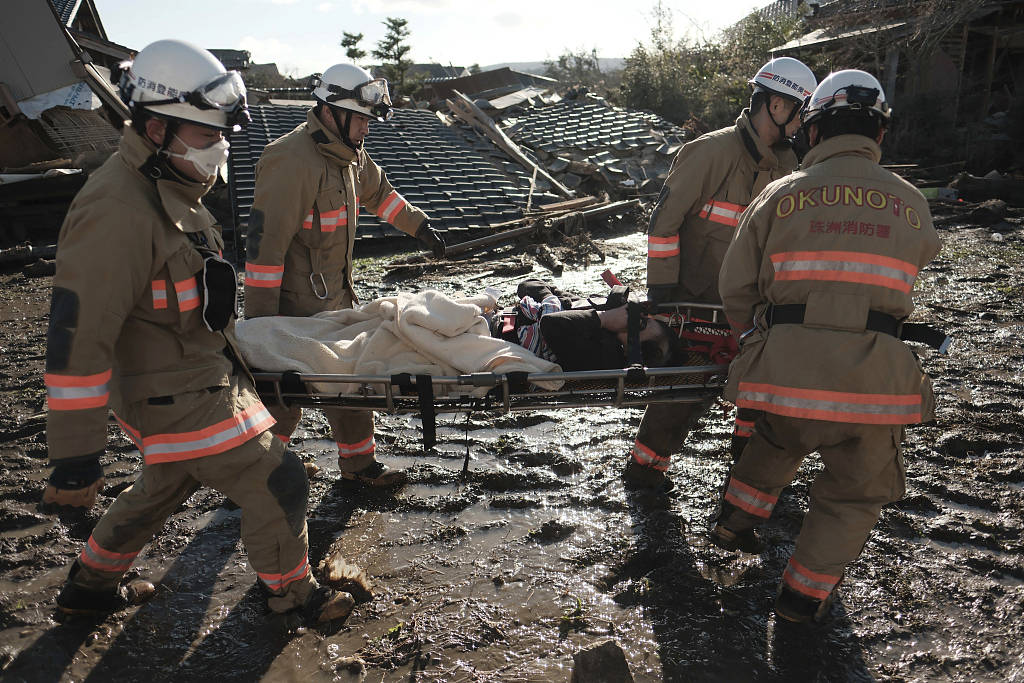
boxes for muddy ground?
[0,201,1022,683]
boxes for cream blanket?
[235,290,563,394]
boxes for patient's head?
[639,319,684,367]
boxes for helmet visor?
[199,71,247,110]
[139,69,250,129]
[325,78,394,120]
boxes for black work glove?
[42,455,104,510]
[415,222,446,258]
[646,285,675,308]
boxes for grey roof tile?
[228,105,535,244]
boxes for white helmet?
[802,69,891,124]
[312,63,393,121]
[118,39,249,131]
[749,57,817,103]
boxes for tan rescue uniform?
[632,111,797,473]
[46,128,316,612]
[716,134,941,600]
[243,110,426,471]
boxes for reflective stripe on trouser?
[719,412,906,598]
[268,401,376,474]
[631,397,713,471]
[70,429,316,613]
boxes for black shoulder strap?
[739,125,763,164]
[625,302,645,367]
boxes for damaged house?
[0,0,130,246]
[227,80,690,258]
[771,0,1024,170]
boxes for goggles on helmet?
[319,77,394,120]
[142,71,251,128]
[804,85,890,122]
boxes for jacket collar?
[736,109,792,171]
[802,134,882,168]
[118,127,216,233]
[305,108,360,167]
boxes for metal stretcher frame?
[253,363,729,416]
[253,301,732,415]
[251,295,950,431]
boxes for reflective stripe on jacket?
[243,109,427,318]
[646,109,798,303]
[719,134,941,425]
[45,127,269,462]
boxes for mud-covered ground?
[1,203,1022,682]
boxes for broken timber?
[443,198,640,258]
[446,90,575,199]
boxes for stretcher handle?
[457,373,503,387]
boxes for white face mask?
[169,135,230,179]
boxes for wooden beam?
[446,90,575,198]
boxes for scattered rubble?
[571,639,635,683]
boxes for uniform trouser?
[719,413,906,601]
[272,285,377,472]
[269,404,376,473]
[630,399,714,472]
[72,429,317,613]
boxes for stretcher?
[253,301,733,448]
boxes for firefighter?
[626,57,818,491]
[709,70,940,623]
[42,39,352,625]
[243,63,445,487]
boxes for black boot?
[774,579,840,624]
[56,561,129,616]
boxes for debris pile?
[496,93,689,199]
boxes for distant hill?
[481,58,625,75]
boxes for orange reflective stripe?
[733,418,755,437]
[648,234,680,258]
[114,413,142,450]
[259,553,310,591]
[174,277,200,311]
[699,199,746,227]
[244,262,284,288]
[152,280,168,309]
[737,381,921,424]
[783,558,840,600]
[79,535,139,573]
[376,191,406,223]
[770,250,918,293]
[724,477,776,518]
[45,369,112,411]
[121,403,275,465]
[630,440,669,471]
[337,435,375,458]
[317,208,348,233]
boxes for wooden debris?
[447,90,575,198]
[951,172,1024,206]
[319,549,374,603]
[23,259,56,278]
[0,243,56,268]
[526,244,564,276]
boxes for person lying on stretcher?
[491,279,686,371]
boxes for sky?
[93,0,766,77]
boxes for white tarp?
[17,81,102,119]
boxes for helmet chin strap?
[768,96,801,143]
[328,105,361,150]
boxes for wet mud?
[0,207,1022,682]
